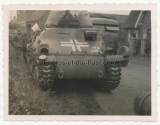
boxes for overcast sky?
[9,10,17,21]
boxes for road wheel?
[32,65,49,91]
[121,60,129,67]
[33,65,39,82]
[134,91,151,115]
[93,65,121,92]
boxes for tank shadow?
[48,79,110,115]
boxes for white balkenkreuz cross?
[61,39,89,51]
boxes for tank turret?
[46,10,93,28]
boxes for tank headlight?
[118,46,130,56]
[40,48,49,55]
[39,55,47,60]
[121,47,125,53]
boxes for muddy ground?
[48,57,151,115]
[9,45,151,115]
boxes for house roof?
[10,17,17,23]
[9,17,21,29]
[123,11,141,28]
[27,10,47,22]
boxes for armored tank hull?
[27,10,126,92]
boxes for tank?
[26,10,128,92]
[90,13,130,67]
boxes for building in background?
[26,10,51,34]
[124,11,151,55]
[17,10,51,35]
[9,16,20,34]
[17,10,37,31]
[113,14,128,29]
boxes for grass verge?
[9,44,51,115]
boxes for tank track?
[26,51,55,90]
[93,64,121,92]
[37,64,55,90]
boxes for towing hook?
[59,72,63,78]
[98,70,103,78]
[58,69,63,78]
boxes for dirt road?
[9,44,151,115]
[48,58,151,115]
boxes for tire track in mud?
[49,81,85,115]
[49,80,105,115]
[75,81,106,115]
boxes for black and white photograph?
[3,4,157,121]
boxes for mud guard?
[105,55,124,62]
[118,46,130,57]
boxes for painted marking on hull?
[61,39,74,44]
[76,45,89,51]
[61,44,76,51]
[74,39,88,45]
[61,39,89,51]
